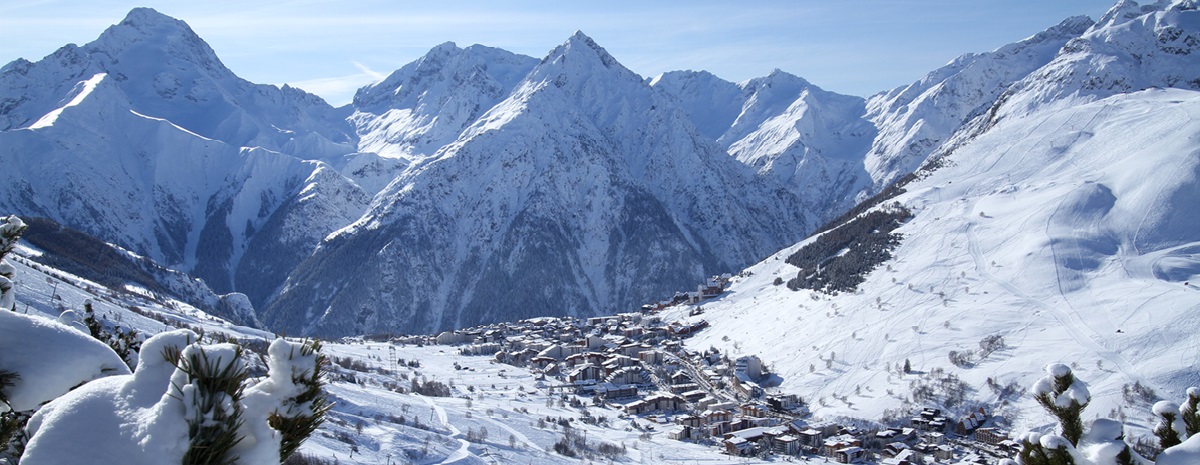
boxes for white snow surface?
[660,87,1200,437]
[0,309,130,412]
[21,330,197,465]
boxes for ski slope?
[663,87,1200,436]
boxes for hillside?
[663,87,1200,438]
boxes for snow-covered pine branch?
[0,216,28,311]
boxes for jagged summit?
[536,31,637,80]
[349,41,537,160]
[90,7,227,75]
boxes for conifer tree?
[167,344,249,465]
[1033,364,1089,447]
[267,339,332,462]
[1182,387,1200,438]
[1153,401,1185,450]
[0,216,28,311]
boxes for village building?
[973,427,1008,445]
[623,392,685,415]
[954,407,989,435]
[835,446,866,463]
[568,363,604,383]
[881,449,917,465]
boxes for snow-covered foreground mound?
[670,87,1200,435]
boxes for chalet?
[694,396,720,411]
[934,444,955,461]
[605,366,649,385]
[835,446,866,463]
[435,331,471,345]
[605,354,638,370]
[670,382,700,394]
[700,278,723,297]
[595,383,638,400]
[677,415,703,428]
[881,449,917,465]
[740,403,770,418]
[669,371,692,384]
[724,436,752,456]
[974,427,1008,446]
[460,343,501,356]
[773,434,800,455]
[954,407,989,435]
[617,342,642,357]
[883,442,910,457]
[587,316,619,327]
[668,320,708,336]
[563,353,585,367]
[537,344,567,360]
[568,364,604,383]
[623,392,685,415]
[732,375,763,399]
[620,326,644,338]
[530,356,557,370]
[666,425,693,441]
[767,394,801,412]
[797,428,824,449]
[722,425,773,443]
[954,454,990,464]
[823,435,861,457]
[585,352,608,366]
[679,389,707,403]
[638,350,663,365]
[735,355,764,380]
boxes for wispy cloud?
[283,62,388,106]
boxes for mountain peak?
[119,7,179,27]
[544,31,627,74]
[87,7,228,76]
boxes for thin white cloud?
[352,61,386,81]
[283,65,384,106]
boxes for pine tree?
[1152,401,1184,449]
[167,344,249,465]
[903,358,912,374]
[1182,387,1200,438]
[1033,364,1089,447]
[0,369,22,454]
[0,216,28,311]
[267,339,333,462]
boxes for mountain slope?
[263,33,810,337]
[864,15,1095,189]
[653,70,876,217]
[350,42,538,162]
[670,85,1200,435]
[0,8,370,308]
[664,0,1200,436]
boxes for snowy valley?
[2,0,1200,464]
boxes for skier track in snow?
[965,222,1142,386]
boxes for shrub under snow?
[17,329,329,464]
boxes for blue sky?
[0,0,1115,106]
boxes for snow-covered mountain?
[263,32,811,336]
[663,0,1200,436]
[0,8,372,315]
[864,15,1095,189]
[350,42,538,163]
[652,70,876,217]
[3,1,1197,344]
